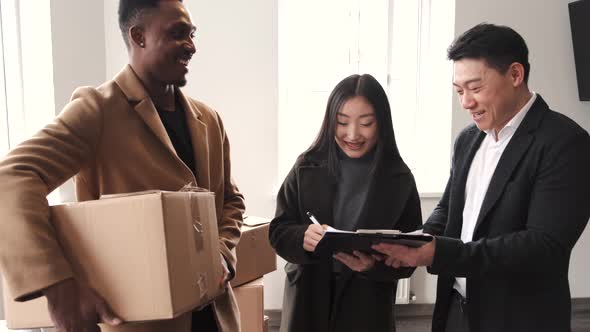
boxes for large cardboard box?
[231,217,277,287]
[2,191,223,329]
[234,278,264,332]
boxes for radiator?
[396,278,410,304]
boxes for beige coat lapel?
[113,65,177,159]
[177,88,210,189]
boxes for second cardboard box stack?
[232,216,277,332]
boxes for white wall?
[51,0,107,114]
[183,0,281,309]
[51,0,108,203]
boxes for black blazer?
[269,152,422,332]
[423,95,590,332]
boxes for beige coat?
[0,65,244,332]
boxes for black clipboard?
[314,231,433,256]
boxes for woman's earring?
[139,42,145,48]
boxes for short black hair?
[448,23,530,84]
[118,0,182,48]
[306,74,404,177]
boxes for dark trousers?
[191,304,219,332]
[445,289,470,332]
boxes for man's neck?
[150,86,176,112]
[492,89,533,139]
[130,63,176,111]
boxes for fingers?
[352,250,374,267]
[372,243,416,267]
[385,256,404,268]
[58,320,102,332]
[96,297,122,326]
[82,325,102,332]
[303,224,326,252]
[333,252,356,269]
[303,236,320,252]
[308,224,326,237]
[333,252,353,264]
[372,253,385,261]
[46,280,121,332]
[333,251,375,272]
[371,243,408,257]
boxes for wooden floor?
[269,310,590,332]
[393,313,590,332]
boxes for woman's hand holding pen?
[303,224,327,252]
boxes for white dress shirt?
[454,93,537,297]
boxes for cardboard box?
[231,217,277,287]
[234,278,264,332]
[3,191,223,329]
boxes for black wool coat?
[269,151,423,332]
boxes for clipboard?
[314,230,433,256]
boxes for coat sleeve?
[215,112,245,277]
[362,180,423,282]
[0,88,103,301]
[429,129,590,277]
[269,162,318,265]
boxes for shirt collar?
[486,92,537,141]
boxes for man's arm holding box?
[0,88,121,329]
[0,90,101,300]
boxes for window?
[0,8,9,157]
[0,0,60,204]
[278,0,455,193]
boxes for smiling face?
[453,58,522,134]
[134,1,196,87]
[334,96,378,158]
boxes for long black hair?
[305,74,403,177]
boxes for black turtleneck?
[332,147,375,232]
[332,147,375,272]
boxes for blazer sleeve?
[429,129,590,277]
[362,180,423,282]
[0,88,103,301]
[269,162,318,265]
[215,112,245,277]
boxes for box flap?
[243,215,271,227]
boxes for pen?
[306,211,321,225]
